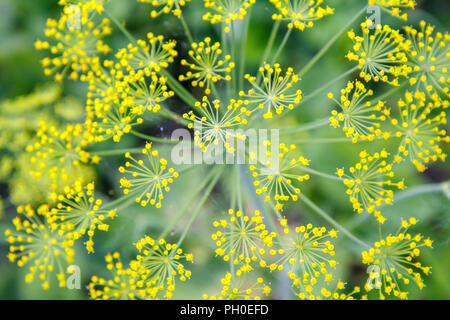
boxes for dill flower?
[26,123,94,191]
[328,80,390,142]
[49,181,117,253]
[203,0,256,33]
[404,21,450,98]
[179,38,234,95]
[203,271,271,300]
[132,236,194,299]
[269,219,338,289]
[212,209,276,267]
[361,217,433,299]
[88,252,149,300]
[35,8,111,81]
[239,63,302,119]
[5,205,75,290]
[183,96,250,153]
[249,143,310,211]
[137,0,190,19]
[337,149,405,224]
[389,91,448,172]
[296,280,363,300]
[115,33,178,75]
[346,21,409,85]
[119,142,179,208]
[270,0,334,31]
[368,0,416,21]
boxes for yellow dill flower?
[5,205,75,290]
[119,142,178,208]
[296,280,363,300]
[270,0,334,31]
[362,217,433,299]
[269,220,337,287]
[338,149,405,224]
[239,63,302,119]
[115,33,177,75]
[88,252,149,300]
[389,91,449,172]
[179,37,234,95]
[137,0,190,19]
[212,209,276,267]
[249,143,310,211]
[203,0,256,33]
[328,80,390,142]
[346,21,409,85]
[35,7,111,81]
[49,181,117,253]
[404,21,450,98]
[26,123,93,191]
[183,96,250,153]
[203,271,271,300]
[132,236,194,299]
[58,0,105,13]
[368,0,416,21]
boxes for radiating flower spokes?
[239,63,302,119]
[296,280,364,300]
[119,142,179,208]
[203,0,256,33]
[368,0,416,21]
[137,0,191,18]
[270,0,334,31]
[362,217,433,299]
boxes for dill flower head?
[179,38,234,95]
[35,7,111,81]
[184,96,250,153]
[328,80,390,142]
[212,209,276,267]
[203,0,256,33]
[119,142,179,208]
[88,252,149,300]
[404,21,450,98]
[362,217,433,299]
[269,219,338,285]
[137,0,191,18]
[203,271,271,300]
[270,0,334,31]
[58,0,105,13]
[249,143,310,211]
[346,21,409,85]
[49,181,117,253]
[26,123,94,191]
[389,91,448,172]
[368,0,416,21]
[116,33,177,75]
[239,63,302,119]
[296,280,363,300]
[337,149,405,224]
[132,236,194,299]
[5,205,75,290]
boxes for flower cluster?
[203,0,256,33]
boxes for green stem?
[160,69,197,108]
[91,148,142,157]
[231,23,238,95]
[179,13,194,44]
[298,193,370,248]
[131,130,181,144]
[176,169,223,247]
[239,7,252,91]
[299,165,341,181]
[105,9,138,46]
[369,81,407,104]
[280,118,329,136]
[298,6,367,77]
[271,28,292,64]
[159,108,190,126]
[256,20,281,83]
[103,190,141,211]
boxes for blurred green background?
[0,0,448,299]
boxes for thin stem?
[176,168,223,247]
[231,23,237,95]
[299,193,370,248]
[299,165,341,181]
[239,7,252,91]
[179,13,194,44]
[298,6,367,77]
[271,28,292,64]
[158,108,190,126]
[91,148,142,157]
[280,118,329,136]
[105,9,138,46]
[131,130,181,144]
[369,81,408,104]
[256,20,281,83]
[103,190,141,211]
[160,69,197,108]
